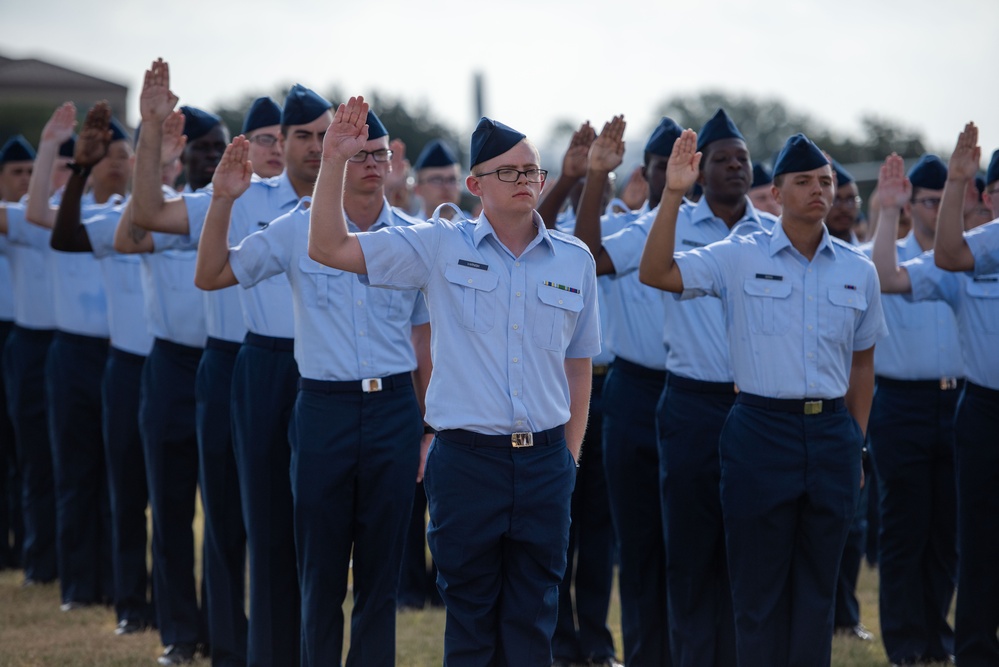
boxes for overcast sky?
[4,0,998,169]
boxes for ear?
[984,190,996,217]
[771,183,782,207]
[466,174,482,197]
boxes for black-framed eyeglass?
[248,134,281,148]
[911,197,942,209]
[349,149,392,163]
[474,168,548,183]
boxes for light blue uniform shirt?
[0,236,13,321]
[675,220,888,398]
[861,234,963,380]
[137,186,207,348]
[904,251,999,390]
[605,197,776,381]
[230,197,429,382]
[6,203,56,329]
[965,218,999,276]
[85,204,155,356]
[187,173,299,339]
[49,196,120,338]
[358,209,601,435]
[178,191,246,343]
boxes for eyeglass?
[475,168,548,183]
[349,149,393,163]
[911,197,942,209]
[248,134,281,148]
[832,195,862,208]
[420,175,459,186]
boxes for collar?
[691,195,762,229]
[769,218,837,259]
[472,210,555,255]
[345,196,395,233]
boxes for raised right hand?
[665,129,700,195]
[140,58,179,125]
[212,137,253,200]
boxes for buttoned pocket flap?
[828,288,868,311]
[537,284,584,312]
[743,278,792,299]
[444,263,498,291]
[965,278,999,299]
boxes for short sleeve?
[965,221,999,276]
[903,252,960,306]
[229,211,296,288]
[358,221,440,290]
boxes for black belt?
[965,381,999,400]
[206,337,242,353]
[153,337,204,356]
[876,376,963,391]
[737,392,846,415]
[109,346,147,364]
[667,373,736,395]
[55,330,109,347]
[436,425,565,449]
[245,331,295,352]
[298,372,411,394]
[613,358,667,382]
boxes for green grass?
[0,560,894,666]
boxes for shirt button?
[807,295,813,301]
[809,382,816,388]
[356,299,362,305]
[362,361,368,366]
[513,390,519,396]
[467,279,473,284]
[512,324,519,330]
[558,299,563,304]
[512,357,519,363]
[359,331,365,336]
[807,325,813,331]
[516,291,522,297]
[807,353,814,359]
[515,262,521,267]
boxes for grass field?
[0,559,893,666]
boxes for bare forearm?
[26,142,58,228]
[113,202,153,254]
[308,158,366,273]
[845,349,875,436]
[132,128,168,226]
[639,189,685,292]
[935,176,976,271]
[194,196,237,290]
[871,207,911,293]
[50,172,91,252]
[564,357,592,462]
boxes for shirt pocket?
[108,255,142,295]
[160,249,197,292]
[826,287,869,340]
[298,255,346,309]
[443,263,498,333]
[533,283,584,352]
[965,278,999,333]
[742,278,793,335]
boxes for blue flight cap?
[180,106,222,142]
[975,176,985,196]
[366,110,388,140]
[281,84,332,127]
[644,117,683,157]
[772,133,829,177]
[242,97,282,134]
[907,154,947,190]
[831,158,854,187]
[414,139,459,170]
[0,135,36,164]
[58,135,76,159]
[470,117,526,168]
[751,162,772,188]
[696,108,745,152]
[109,117,130,143]
[986,149,999,186]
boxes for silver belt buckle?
[511,432,534,448]
[940,377,957,391]
[362,377,383,393]
[803,400,823,415]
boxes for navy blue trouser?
[553,372,616,664]
[720,399,861,667]
[657,375,736,667]
[291,375,420,667]
[0,319,23,571]
[103,347,154,625]
[602,358,670,667]
[141,338,205,648]
[833,449,870,631]
[426,426,576,667]
[397,479,439,610]
[953,382,999,667]
[3,325,56,582]
[230,333,299,667]
[868,380,958,663]
[197,339,247,666]
[46,331,112,605]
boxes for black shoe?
[114,619,147,635]
[836,623,873,641]
[157,643,196,665]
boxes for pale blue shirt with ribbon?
[965,218,999,276]
[358,205,601,435]
[675,219,888,398]
[230,197,428,382]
